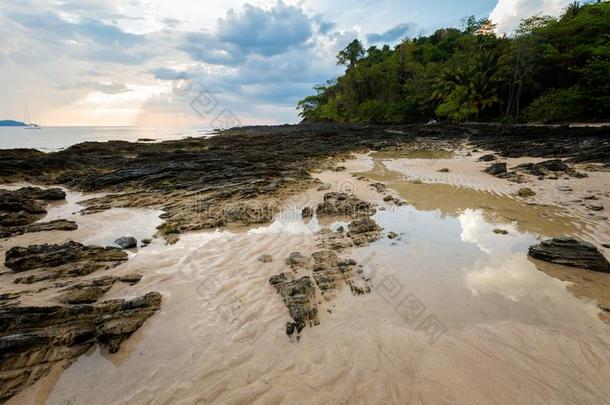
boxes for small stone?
[317,183,331,191]
[388,231,399,239]
[437,168,450,173]
[114,236,137,249]
[587,204,604,211]
[383,195,394,202]
[493,228,509,235]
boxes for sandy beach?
[2,124,610,404]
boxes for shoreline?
[2,123,610,403]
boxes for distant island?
[0,120,27,127]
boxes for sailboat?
[23,106,41,129]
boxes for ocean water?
[0,126,213,152]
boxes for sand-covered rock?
[5,241,128,283]
[528,237,610,273]
[0,292,161,402]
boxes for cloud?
[74,81,132,94]
[366,23,415,44]
[490,0,572,34]
[178,1,323,66]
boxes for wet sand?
[4,151,610,404]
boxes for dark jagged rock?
[484,162,508,176]
[269,274,318,338]
[0,292,161,402]
[5,241,128,283]
[0,187,65,228]
[528,237,610,273]
[114,236,137,249]
[347,217,382,246]
[316,192,376,218]
[0,219,78,238]
[478,154,497,162]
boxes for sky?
[0,0,575,127]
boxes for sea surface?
[0,126,213,152]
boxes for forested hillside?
[297,1,610,124]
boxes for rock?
[517,188,536,198]
[478,154,497,162]
[57,276,118,304]
[0,187,66,228]
[388,231,399,239]
[370,183,386,193]
[114,236,137,249]
[333,166,346,172]
[118,273,143,285]
[603,244,610,249]
[587,204,604,211]
[539,159,569,172]
[141,238,152,246]
[493,228,509,235]
[347,217,382,246]
[383,195,394,202]
[317,183,331,191]
[0,219,78,238]
[301,206,313,219]
[5,241,128,283]
[316,192,376,218]
[484,162,508,176]
[528,237,610,273]
[269,274,318,337]
[258,254,273,263]
[437,168,450,173]
[286,252,309,269]
[0,292,161,402]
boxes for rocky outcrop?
[316,192,376,218]
[347,217,382,246]
[0,219,78,238]
[271,247,371,339]
[269,274,318,339]
[311,250,369,295]
[5,241,128,283]
[0,187,66,228]
[528,237,610,273]
[0,292,161,402]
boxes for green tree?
[337,39,365,68]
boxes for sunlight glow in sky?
[0,0,573,126]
